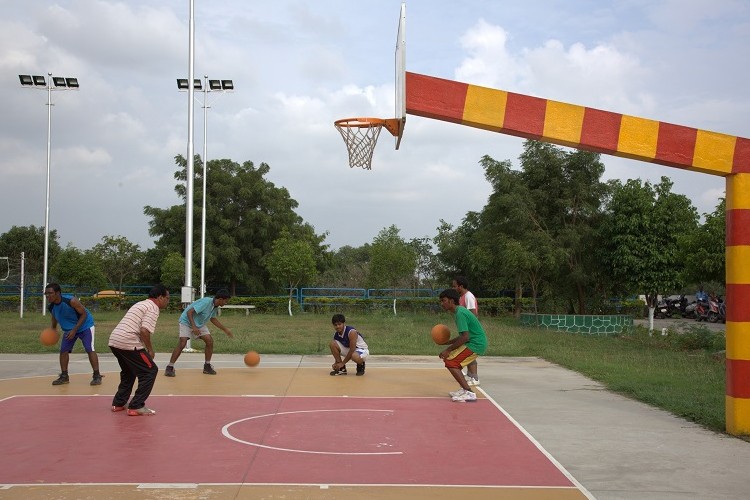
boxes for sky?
[1,0,748,254]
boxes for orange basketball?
[244,351,261,367]
[431,324,450,345]
[40,327,60,346]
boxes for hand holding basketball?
[40,327,60,346]
[431,324,450,345]
[244,351,261,367]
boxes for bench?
[218,305,256,316]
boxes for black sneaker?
[52,374,69,386]
[329,367,347,376]
[164,366,175,377]
[203,363,217,375]
[356,361,366,376]
[90,374,103,386]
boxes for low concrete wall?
[520,313,633,336]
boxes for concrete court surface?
[1,353,749,499]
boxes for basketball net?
[334,117,401,170]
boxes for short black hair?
[332,313,346,324]
[439,288,460,305]
[45,283,61,293]
[148,284,169,299]
[215,289,231,299]
[454,276,469,288]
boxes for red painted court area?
[1,394,574,488]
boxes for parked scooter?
[695,295,721,323]
[694,299,710,321]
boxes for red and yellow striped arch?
[405,72,750,175]
[405,72,750,435]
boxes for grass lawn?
[1,310,727,434]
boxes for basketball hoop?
[334,117,402,170]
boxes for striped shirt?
[108,298,162,350]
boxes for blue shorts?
[60,326,96,353]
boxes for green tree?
[680,198,725,286]
[50,245,107,290]
[433,213,480,287]
[519,141,607,313]
[410,236,439,290]
[160,252,198,290]
[145,156,326,295]
[264,229,319,316]
[91,235,142,292]
[598,176,698,329]
[316,244,371,288]
[368,225,416,314]
[0,225,60,286]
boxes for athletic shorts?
[179,323,211,339]
[334,340,369,360]
[443,345,477,369]
[60,326,96,353]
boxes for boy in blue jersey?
[329,313,369,376]
[437,288,488,402]
[45,283,102,386]
[164,289,233,376]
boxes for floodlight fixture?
[221,80,234,91]
[176,78,202,90]
[19,75,34,86]
[33,75,47,86]
[208,79,222,90]
[65,78,79,88]
[52,76,66,87]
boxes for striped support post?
[726,173,750,435]
[406,71,750,434]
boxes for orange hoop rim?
[334,117,402,137]
[334,117,386,128]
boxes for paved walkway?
[1,353,748,499]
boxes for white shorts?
[179,323,211,339]
[335,340,369,360]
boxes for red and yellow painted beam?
[405,72,750,176]
[726,173,750,435]
[405,71,750,435]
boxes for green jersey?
[454,305,488,355]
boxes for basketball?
[431,324,450,345]
[40,327,59,346]
[244,351,261,367]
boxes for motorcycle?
[694,299,710,321]
[655,295,685,319]
[695,297,721,323]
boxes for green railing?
[520,313,633,336]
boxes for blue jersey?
[179,296,219,328]
[333,325,368,349]
[48,294,95,332]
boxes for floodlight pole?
[184,0,196,309]
[200,75,208,299]
[18,72,78,315]
[42,74,52,315]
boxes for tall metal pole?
[183,0,195,306]
[42,73,52,315]
[200,75,208,298]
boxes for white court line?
[222,408,403,455]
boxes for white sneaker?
[467,378,480,386]
[449,388,465,398]
[451,390,477,403]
